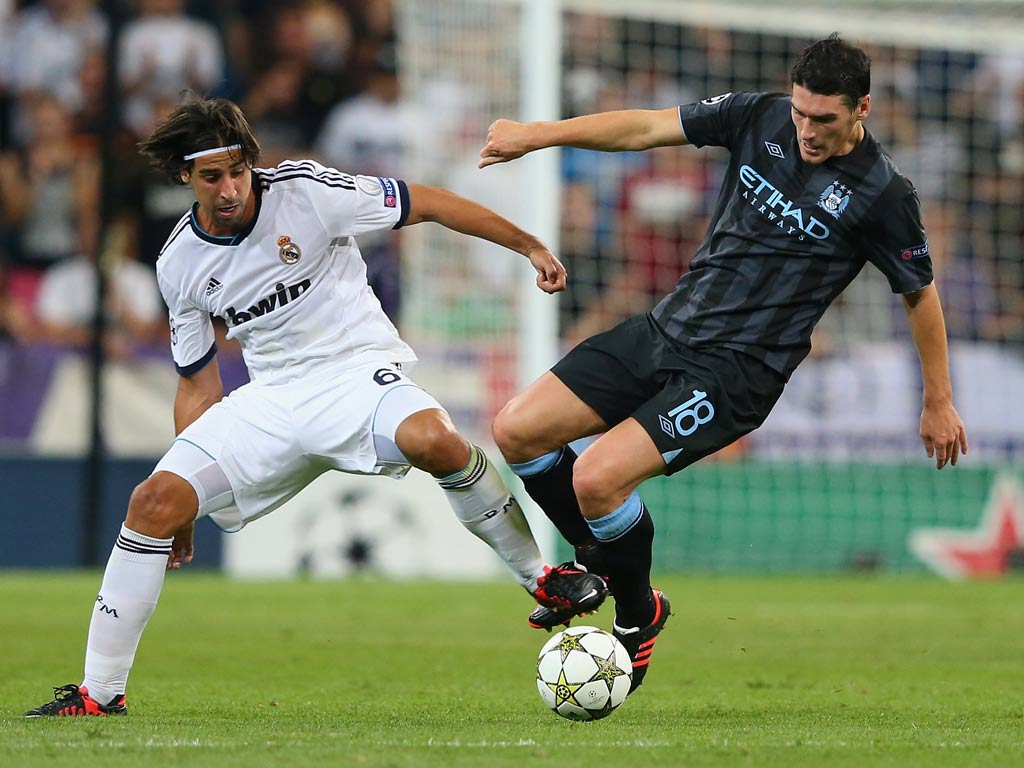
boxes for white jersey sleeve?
[157,268,217,376]
[292,160,410,237]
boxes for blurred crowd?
[0,2,1022,361]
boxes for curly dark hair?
[790,33,871,110]
[138,94,262,185]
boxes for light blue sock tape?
[508,447,563,478]
[587,492,644,542]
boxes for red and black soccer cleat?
[24,684,127,717]
[613,588,671,694]
[528,560,608,631]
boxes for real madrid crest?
[277,235,302,265]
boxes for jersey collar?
[824,125,873,169]
[189,170,263,246]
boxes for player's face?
[183,152,255,236]
[790,84,871,164]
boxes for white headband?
[183,144,242,161]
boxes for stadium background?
[1,0,1022,582]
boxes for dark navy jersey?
[651,91,932,379]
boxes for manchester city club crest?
[277,235,302,264]
[817,180,852,219]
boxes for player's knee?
[492,397,532,460]
[125,473,197,537]
[397,411,470,476]
[571,452,617,509]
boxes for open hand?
[920,401,968,469]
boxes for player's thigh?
[493,372,609,460]
[571,417,669,509]
[375,382,468,474]
[631,348,785,476]
[526,314,669,436]
[300,362,448,476]
[155,385,322,532]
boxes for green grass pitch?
[2,572,1023,767]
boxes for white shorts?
[152,361,443,532]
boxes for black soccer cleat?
[528,561,609,631]
[613,588,671,694]
[24,684,127,717]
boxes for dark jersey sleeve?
[678,91,773,152]
[860,181,934,294]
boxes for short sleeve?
[156,270,216,376]
[679,91,769,151]
[300,161,410,237]
[861,185,934,294]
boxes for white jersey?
[156,160,417,384]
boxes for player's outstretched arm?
[164,359,223,569]
[478,108,687,168]
[404,182,566,293]
[902,284,968,469]
[173,358,224,435]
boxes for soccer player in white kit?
[25,97,606,717]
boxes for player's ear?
[856,94,871,121]
[179,168,191,185]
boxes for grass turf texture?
[2,572,1023,767]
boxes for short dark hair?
[790,33,870,110]
[138,95,262,185]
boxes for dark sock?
[595,503,655,629]
[516,446,594,546]
[573,539,608,575]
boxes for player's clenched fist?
[524,245,567,294]
[479,119,532,167]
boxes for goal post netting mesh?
[396,0,1024,573]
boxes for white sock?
[82,524,172,704]
[438,445,545,592]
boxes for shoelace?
[50,684,81,703]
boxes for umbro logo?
[765,141,785,159]
[205,277,223,296]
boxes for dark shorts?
[551,314,786,475]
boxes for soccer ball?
[536,626,632,721]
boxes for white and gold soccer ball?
[536,625,632,721]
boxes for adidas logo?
[205,278,223,296]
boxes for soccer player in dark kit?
[479,34,969,693]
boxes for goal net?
[396,0,1024,574]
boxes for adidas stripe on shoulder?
[157,211,192,260]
